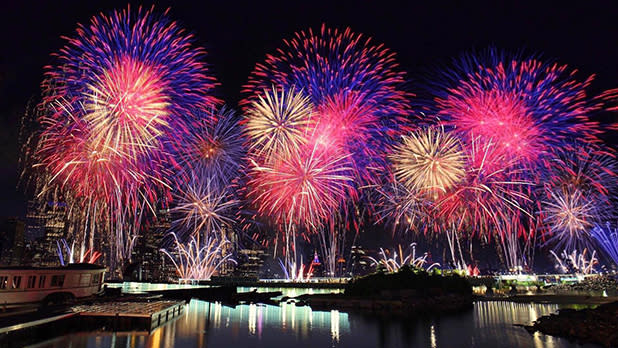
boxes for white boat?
[0,263,106,308]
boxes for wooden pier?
[0,300,185,347]
[71,300,185,331]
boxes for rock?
[527,300,618,347]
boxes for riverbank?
[525,301,618,347]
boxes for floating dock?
[71,300,185,331]
[0,300,185,347]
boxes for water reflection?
[30,299,597,348]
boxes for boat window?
[79,273,91,287]
[50,274,65,287]
[12,276,21,289]
[0,276,7,289]
[92,273,101,285]
[38,275,46,288]
[27,276,36,288]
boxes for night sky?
[1,1,617,217]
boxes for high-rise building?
[24,200,68,266]
[131,209,175,282]
[350,245,372,276]
[234,247,267,279]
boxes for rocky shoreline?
[525,301,618,347]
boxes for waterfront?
[28,286,596,348]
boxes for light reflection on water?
[30,286,597,348]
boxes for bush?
[345,266,472,297]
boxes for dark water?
[29,286,596,348]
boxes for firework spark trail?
[56,239,102,266]
[550,249,598,274]
[316,211,362,277]
[373,177,428,235]
[543,148,618,197]
[365,243,440,272]
[162,233,235,281]
[171,176,238,241]
[35,5,218,274]
[496,218,538,272]
[427,49,603,169]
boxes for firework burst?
[434,139,533,238]
[426,49,602,168]
[542,188,595,250]
[540,148,617,250]
[390,127,465,197]
[35,5,218,273]
[44,5,218,117]
[373,177,427,235]
[171,176,238,239]
[243,24,411,185]
[242,24,409,115]
[248,143,353,229]
[175,107,246,189]
[244,87,314,160]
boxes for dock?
[71,300,185,331]
[0,300,185,347]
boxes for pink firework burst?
[242,24,412,186]
[438,90,543,165]
[248,143,354,229]
[84,55,170,160]
[430,50,603,169]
